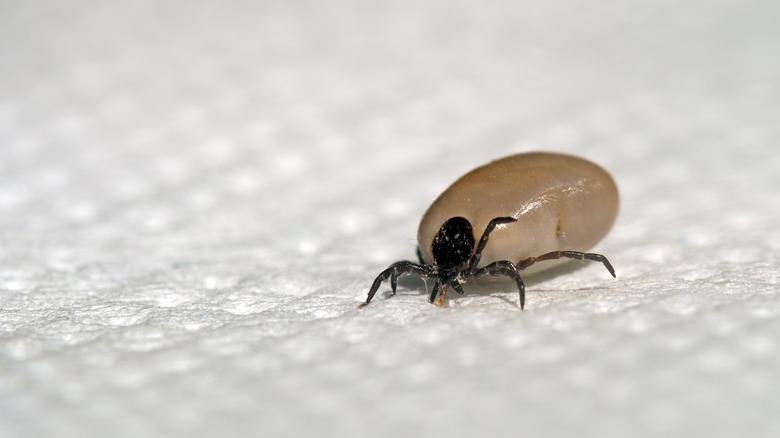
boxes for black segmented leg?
[359,261,433,308]
[466,216,517,274]
[470,260,526,310]
[516,251,616,278]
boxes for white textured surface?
[1,0,779,437]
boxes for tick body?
[360,151,619,309]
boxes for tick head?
[431,216,475,272]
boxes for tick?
[359,151,619,309]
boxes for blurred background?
[1,0,779,437]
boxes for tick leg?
[416,246,426,265]
[466,216,517,274]
[516,251,616,278]
[470,260,526,310]
[359,261,432,308]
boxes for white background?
[1,0,779,436]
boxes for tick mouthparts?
[431,273,456,306]
[434,286,447,307]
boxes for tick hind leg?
[359,261,433,308]
[470,260,526,310]
[516,251,616,277]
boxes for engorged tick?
[359,151,619,309]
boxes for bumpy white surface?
[1,1,779,437]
